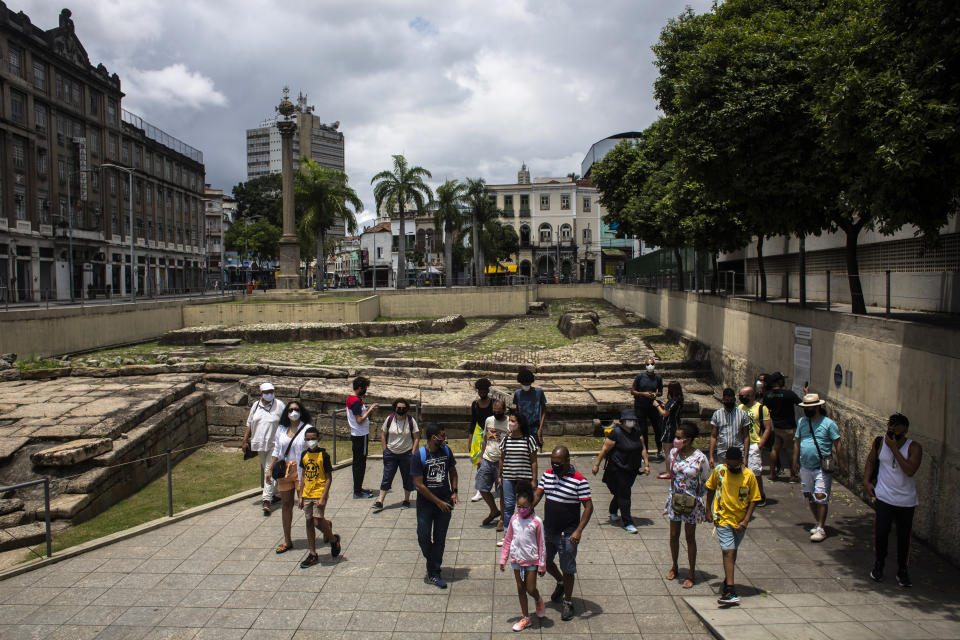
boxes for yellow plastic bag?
[469,423,483,467]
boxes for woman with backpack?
[374,398,420,513]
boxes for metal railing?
[0,478,51,557]
[0,286,229,311]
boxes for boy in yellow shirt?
[705,447,761,606]
[298,426,340,567]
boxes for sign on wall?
[792,326,812,396]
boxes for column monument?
[275,88,301,290]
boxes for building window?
[503,195,513,210]
[583,227,592,244]
[34,103,46,131]
[32,60,46,91]
[57,156,66,183]
[583,196,591,212]
[90,171,98,189]
[539,223,552,243]
[12,138,25,169]
[145,153,151,172]
[121,141,129,164]
[376,246,383,259]
[107,100,117,123]
[72,83,82,107]
[10,90,25,124]
[540,194,550,210]
[520,195,529,211]
[38,191,49,224]
[88,129,99,153]
[110,174,117,195]
[8,47,22,77]
[560,224,572,240]
[111,209,119,235]
[14,186,26,220]
[560,194,570,210]
[109,134,117,158]
[520,225,530,246]
[89,91,100,116]
[72,119,83,138]
[59,196,66,221]
[37,148,48,177]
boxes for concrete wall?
[0,296,235,359]
[182,297,378,327]
[604,283,960,564]
[537,283,604,300]
[377,286,536,318]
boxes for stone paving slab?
[1,454,959,639]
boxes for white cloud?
[122,64,228,110]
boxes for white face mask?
[521,384,531,392]
[288,410,300,422]
[262,393,275,403]
[646,364,655,372]
[306,439,319,450]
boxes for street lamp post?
[100,164,136,303]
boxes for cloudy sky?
[23,0,712,227]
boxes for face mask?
[434,435,446,447]
[738,396,749,405]
[396,407,407,415]
[262,393,274,403]
[646,364,655,372]
[494,412,505,420]
[723,400,736,411]
[521,384,531,392]
[552,463,567,476]
[288,410,300,422]
[623,420,636,429]
[673,438,684,451]
[478,391,488,398]
[727,465,742,474]
[306,439,319,450]
[756,380,763,391]
[803,408,817,418]
[517,507,532,518]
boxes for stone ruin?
[557,307,600,339]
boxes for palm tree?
[295,158,363,290]
[465,177,498,286]
[433,179,466,287]
[371,155,433,289]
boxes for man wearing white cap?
[242,382,286,515]
[792,393,845,542]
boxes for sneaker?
[372,501,384,513]
[300,553,319,568]
[810,527,826,542]
[262,501,271,516]
[360,489,375,498]
[718,591,741,606]
[550,580,565,603]
[870,564,884,583]
[655,451,665,462]
[809,526,819,534]
[471,490,483,502]
[401,499,411,509]
[624,524,638,534]
[330,534,341,558]
[353,492,367,499]
[512,616,533,632]
[561,600,575,621]
[425,573,447,589]
[609,513,620,523]
[757,499,767,507]
[535,597,546,618]
[497,539,504,547]
[896,570,912,588]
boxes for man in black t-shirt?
[631,358,664,460]
[412,423,458,589]
[764,372,801,482]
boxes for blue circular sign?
[834,364,843,388]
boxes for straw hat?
[798,393,825,407]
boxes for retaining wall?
[604,283,960,565]
[376,286,535,318]
[182,296,379,326]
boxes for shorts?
[475,458,498,493]
[773,428,794,451]
[545,528,578,575]
[302,498,325,520]
[747,444,762,475]
[715,525,746,551]
[800,467,832,504]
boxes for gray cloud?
[21,0,713,225]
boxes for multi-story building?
[487,165,606,282]
[203,184,231,287]
[328,235,360,286]
[375,199,444,285]
[245,94,346,241]
[0,6,206,302]
[359,222,392,288]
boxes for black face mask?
[494,412,506,420]
[723,401,736,410]
[727,465,742,474]
[396,407,407,415]
[552,463,568,476]
[738,396,749,405]
[803,408,818,418]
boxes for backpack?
[383,413,417,445]
[419,444,452,467]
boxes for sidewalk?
[0,454,957,639]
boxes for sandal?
[657,473,673,479]
[665,568,678,581]
[482,510,501,526]
[682,576,695,589]
[300,553,319,568]
[275,542,293,554]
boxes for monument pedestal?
[276,238,301,290]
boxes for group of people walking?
[241,363,922,628]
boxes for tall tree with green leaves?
[224,216,281,261]
[371,155,433,289]
[232,173,282,227]
[433,179,467,287]
[295,158,363,289]
[465,177,499,286]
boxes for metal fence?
[0,286,229,311]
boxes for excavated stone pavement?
[1,456,957,639]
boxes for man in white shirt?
[242,382,285,515]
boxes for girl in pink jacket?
[499,479,546,631]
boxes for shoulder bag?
[271,423,307,480]
[807,420,836,473]
[670,450,699,515]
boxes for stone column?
[276,118,300,289]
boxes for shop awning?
[602,248,627,257]
[485,264,518,274]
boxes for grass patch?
[15,357,64,371]
[37,447,261,555]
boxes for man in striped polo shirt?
[533,446,593,622]
[709,388,752,468]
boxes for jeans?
[259,450,277,502]
[635,404,663,453]
[351,435,368,494]
[502,476,523,525]
[416,499,452,577]
[380,449,413,492]
[606,467,639,526]
[874,498,915,571]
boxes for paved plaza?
[1,455,958,640]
